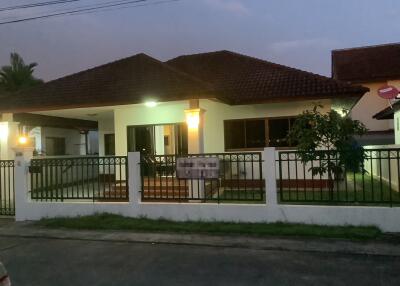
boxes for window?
[104,134,115,155]
[224,119,265,150]
[224,117,296,150]
[45,137,66,156]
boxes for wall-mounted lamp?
[185,108,201,129]
[18,136,28,145]
[144,101,158,108]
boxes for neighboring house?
[332,43,400,145]
[0,50,367,159]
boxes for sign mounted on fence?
[176,157,220,179]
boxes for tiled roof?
[167,50,368,105]
[0,53,214,112]
[332,43,400,83]
[0,50,368,112]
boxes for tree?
[288,105,368,197]
[0,52,43,93]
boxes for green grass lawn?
[36,213,382,240]
[279,173,400,206]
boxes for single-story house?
[332,43,400,145]
[0,50,368,159]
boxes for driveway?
[0,236,399,286]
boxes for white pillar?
[0,121,20,160]
[263,147,278,206]
[128,152,141,205]
[13,147,34,221]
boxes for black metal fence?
[140,153,264,203]
[30,156,128,202]
[0,160,15,216]
[277,149,400,207]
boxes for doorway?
[127,123,188,155]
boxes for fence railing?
[277,149,400,207]
[0,160,15,216]
[29,156,128,202]
[140,153,264,203]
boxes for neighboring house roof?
[0,50,368,112]
[373,101,400,120]
[332,43,400,83]
[0,53,213,112]
[167,50,368,105]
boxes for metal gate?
[0,160,15,216]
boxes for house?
[0,50,368,159]
[332,43,400,145]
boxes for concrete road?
[0,236,399,286]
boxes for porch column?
[0,113,20,160]
[185,100,205,154]
[185,100,206,200]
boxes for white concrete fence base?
[14,148,400,233]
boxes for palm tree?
[0,52,43,94]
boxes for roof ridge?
[168,49,358,87]
[332,42,400,53]
[219,50,362,88]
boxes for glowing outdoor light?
[185,109,201,129]
[144,101,158,108]
[18,136,28,145]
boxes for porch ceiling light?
[144,101,158,108]
[185,109,200,129]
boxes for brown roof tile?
[167,50,368,105]
[0,50,368,112]
[0,53,214,112]
[332,43,400,83]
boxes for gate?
[0,160,15,216]
[140,153,264,203]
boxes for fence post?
[13,147,33,221]
[128,152,141,206]
[263,147,278,206]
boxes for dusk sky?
[0,0,399,81]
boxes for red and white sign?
[378,85,399,99]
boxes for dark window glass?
[224,117,297,150]
[45,137,66,156]
[224,121,245,149]
[245,120,266,148]
[104,134,115,156]
[268,118,290,147]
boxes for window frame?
[223,116,297,152]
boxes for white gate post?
[13,147,33,221]
[128,152,141,206]
[263,147,278,206]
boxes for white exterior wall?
[14,149,400,232]
[98,116,115,156]
[351,81,395,132]
[201,99,332,153]
[41,127,84,156]
[395,111,400,144]
[113,99,332,155]
[114,101,189,156]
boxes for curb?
[0,224,400,257]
